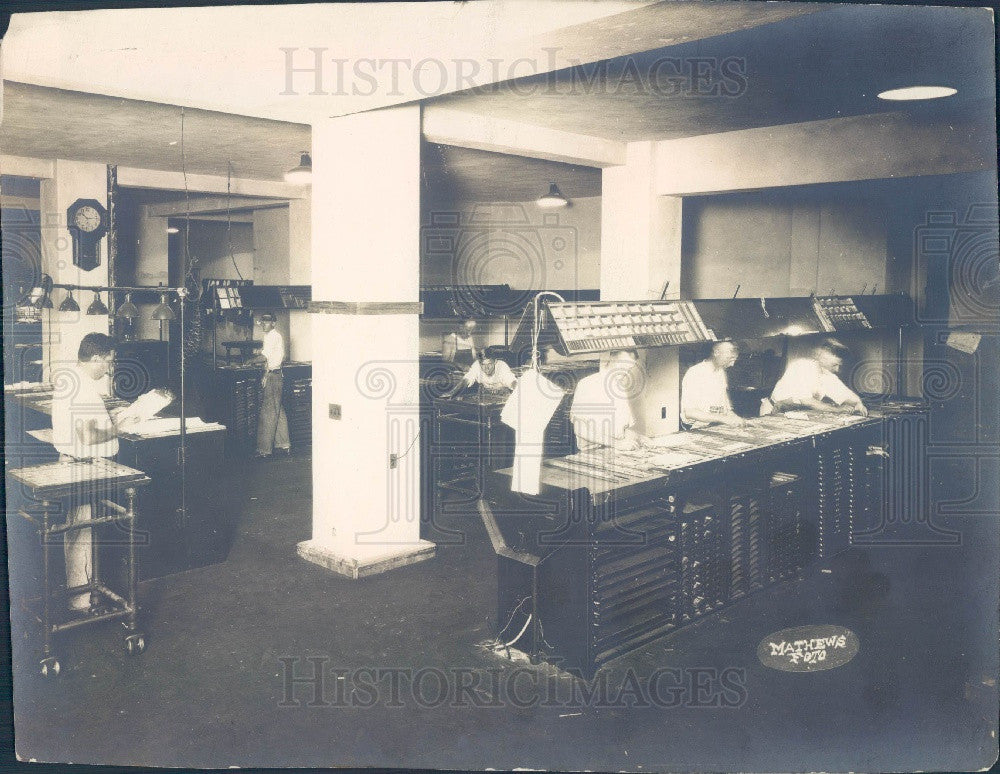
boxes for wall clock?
[66,198,109,271]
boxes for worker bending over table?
[51,333,138,612]
[570,349,646,451]
[769,338,868,416]
[443,346,517,397]
[680,341,746,429]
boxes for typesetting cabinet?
[203,362,311,456]
[480,413,903,679]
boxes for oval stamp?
[757,625,859,672]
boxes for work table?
[5,382,129,417]
[6,381,235,580]
[206,359,312,373]
[480,400,927,679]
[498,411,882,498]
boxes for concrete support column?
[601,142,684,436]
[39,160,111,382]
[288,198,312,362]
[298,105,434,579]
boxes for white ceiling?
[1,2,994,203]
[0,0,660,122]
[1,81,310,181]
[0,80,597,202]
[430,3,997,142]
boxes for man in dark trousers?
[253,313,290,458]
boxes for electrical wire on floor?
[536,613,555,651]
[477,595,531,652]
[501,614,532,648]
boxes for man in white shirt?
[442,318,479,368]
[51,332,136,611]
[253,314,291,457]
[770,340,868,416]
[444,346,517,396]
[570,349,645,451]
[680,341,746,430]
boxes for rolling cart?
[9,458,152,677]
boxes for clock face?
[72,205,103,233]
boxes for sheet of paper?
[946,331,981,354]
[118,389,175,423]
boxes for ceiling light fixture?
[116,292,139,320]
[537,182,570,209]
[151,290,176,321]
[284,151,312,184]
[58,289,80,313]
[87,291,109,316]
[34,274,54,309]
[877,85,957,101]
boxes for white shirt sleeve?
[680,361,732,424]
[262,330,285,371]
[818,369,857,405]
[464,360,517,390]
[772,359,857,406]
[51,365,118,458]
[571,371,635,448]
[492,361,517,390]
[462,361,483,385]
[771,359,819,405]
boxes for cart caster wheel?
[40,658,60,677]
[124,634,146,656]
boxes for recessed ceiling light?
[877,86,957,101]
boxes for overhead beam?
[0,194,40,210]
[147,196,288,217]
[171,213,254,223]
[1,154,55,178]
[653,110,996,195]
[423,107,626,167]
[116,166,308,198]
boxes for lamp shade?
[58,290,80,312]
[35,293,54,309]
[87,292,109,315]
[284,152,312,184]
[537,182,569,208]
[151,291,176,320]
[116,292,139,319]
